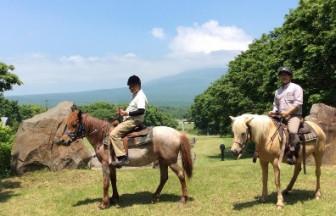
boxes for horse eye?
[72,123,77,128]
[241,132,246,136]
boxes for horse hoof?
[259,196,267,203]
[98,203,109,210]
[110,196,120,204]
[180,196,188,204]
[276,203,284,209]
[152,196,159,204]
[283,190,290,195]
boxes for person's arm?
[269,91,279,116]
[128,108,145,116]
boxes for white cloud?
[170,20,252,55]
[151,27,165,39]
[3,20,253,96]
[4,51,236,95]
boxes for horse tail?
[180,133,193,179]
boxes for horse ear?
[245,117,253,126]
[77,110,82,121]
[71,104,78,112]
[229,116,236,121]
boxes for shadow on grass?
[206,150,247,161]
[73,191,194,208]
[0,180,21,203]
[233,189,315,210]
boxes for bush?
[0,125,14,177]
[80,102,179,128]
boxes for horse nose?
[230,149,238,156]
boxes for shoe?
[111,155,129,168]
[286,153,297,165]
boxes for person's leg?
[109,119,137,166]
[287,116,301,164]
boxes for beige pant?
[287,116,301,134]
[109,119,138,157]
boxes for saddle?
[271,117,318,146]
[122,125,153,153]
[269,117,318,173]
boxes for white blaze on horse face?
[231,122,246,154]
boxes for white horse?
[230,114,326,208]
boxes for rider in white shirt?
[109,75,148,167]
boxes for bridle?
[64,118,86,142]
[233,125,252,151]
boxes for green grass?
[1,135,336,216]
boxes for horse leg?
[272,158,284,209]
[259,160,268,202]
[109,166,119,204]
[152,160,168,203]
[99,162,110,209]
[283,161,302,195]
[169,163,188,203]
[313,153,322,199]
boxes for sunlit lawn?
[1,135,335,215]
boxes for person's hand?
[268,111,276,117]
[116,108,128,116]
[280,111,290,118]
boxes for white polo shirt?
[125,89,148,122]
[272,82,303,116]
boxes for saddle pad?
[301,132,317,142]
[124,128,153,148]
[298,122,317,142]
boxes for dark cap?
[127,75,141,86]
[277,67,293,76]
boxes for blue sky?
[1,0,299,95]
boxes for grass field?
[1,135,335,216]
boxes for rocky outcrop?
[306,103,336,165]
[11,101,91,174]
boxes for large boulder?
[306,103,336,165]
[11,101,91,175]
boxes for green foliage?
[0,96,22,129]
[0,62,22,93]
[19,104,45,120]
[80,102,118,120]
[157,106,190,119]
[144,105,178,128]
[192,0,336,134]
[0,125,14,177]
[80,102,178,128]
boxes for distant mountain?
[7,68,226,107]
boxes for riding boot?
[111,155,129,168]
[286,133,300,165]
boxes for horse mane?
[82,114,112,143]
[233,114,273,144]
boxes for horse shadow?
[0,179,21,203]
[206,150,242,161]
[73,191,194,208]
[233,189,316,210]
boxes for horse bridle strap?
[234,126,252,148]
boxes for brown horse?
[230,114,326,209]
[56,106,193,209]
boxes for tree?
[0,62,22,94]
[0,124,14,177]
[80,102,178,128]
[19,104,46,120]
[192,0,336,134]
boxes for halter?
[65,118,86,141]
[233,125,252,151]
